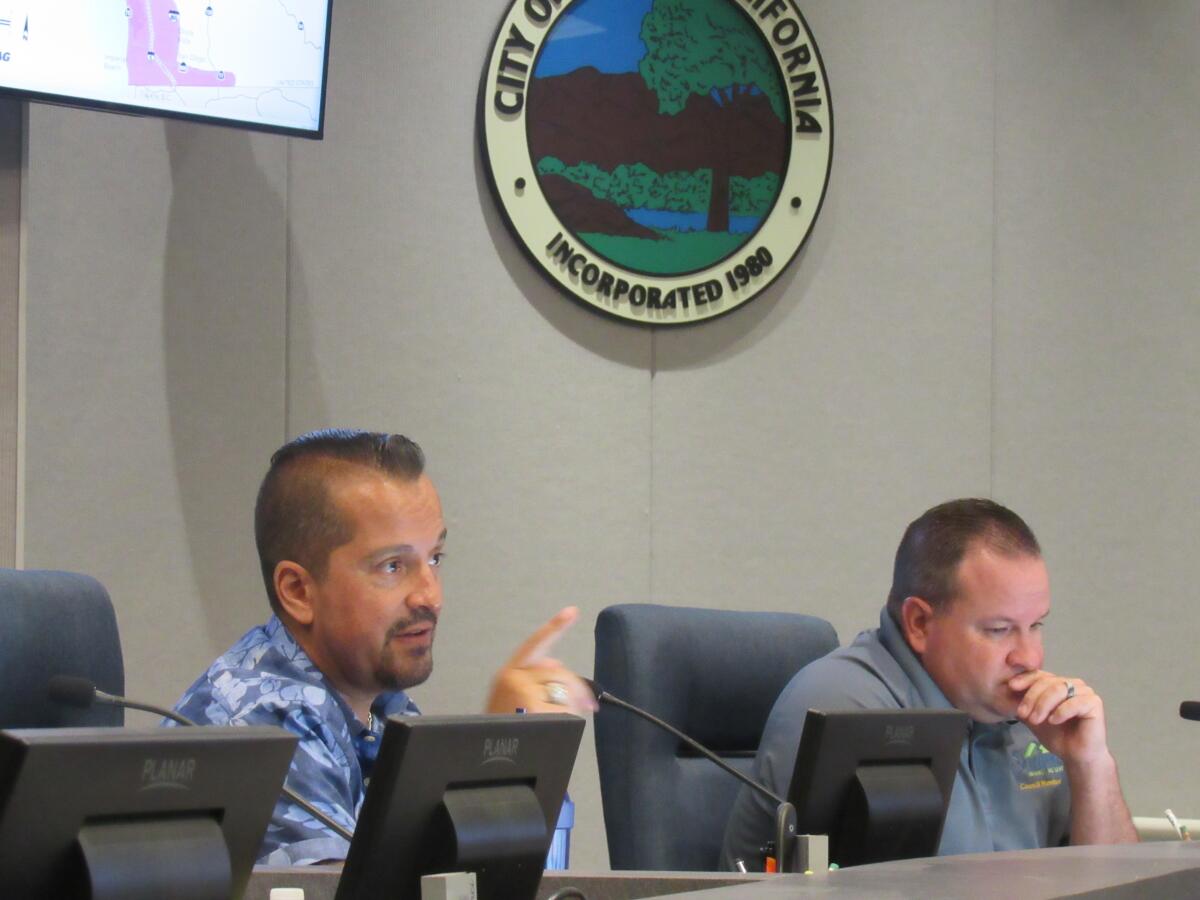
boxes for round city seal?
[480,0,833,326]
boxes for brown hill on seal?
[528,67,787,233]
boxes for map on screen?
[0,0,331,136]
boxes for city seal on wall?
[479,0,833,326]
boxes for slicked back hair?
[885,498,1041,621]
[255,429,426,612]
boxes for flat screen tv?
[0,725,297,900]
[0,1,333,138]
[336,713,585,900]
[786,708,968,868]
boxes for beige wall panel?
[650,1,997,646]
[286,4,653,869]
[21,105,288,710]
[0,100,19,567]
[993,2,1200,821]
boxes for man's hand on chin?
[1008,669,1111,767]
[1007,668,1137,844]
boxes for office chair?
[593,603,838,871]
[0,568,125,727]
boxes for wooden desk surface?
[657,841,1200,899]
[246,867,765,900]
[247,841,1200,900]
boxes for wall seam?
[0,101,16,568]
[989,0,999,499]
[284,139,292,442]
[648,330,656,605]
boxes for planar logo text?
[140,757,196,791]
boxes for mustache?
[384,607,439,639]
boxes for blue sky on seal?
[534,0,655,77]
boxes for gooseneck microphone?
[583,677,800,873]
[47,674,355,842]
[48,675,196,726]
[1180,702,1200,722]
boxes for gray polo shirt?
[720,608,1071,870]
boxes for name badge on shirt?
[1012,740,1064,792]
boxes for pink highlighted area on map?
[126,1,235,87]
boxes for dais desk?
[246,842,1200,900]
[658,842,1200,899]
[246,868,765,899]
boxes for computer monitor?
[0,725,297,900]
[336,713,585,900]
[786,708,968,868]
[0,2,334,138]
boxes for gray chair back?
[594,603,838,871]
[0,568,125,727]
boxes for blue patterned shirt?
[171,616,420,865]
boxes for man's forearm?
[1066,753,1139,845]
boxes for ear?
[900,596,935,655]
[274,560,318,627]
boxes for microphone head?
[47,675,99,709]
[1181,701,1200,722]
[581,677,606,702]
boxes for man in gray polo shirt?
[721,498,1137,869]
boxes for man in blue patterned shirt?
[173,429,595,865]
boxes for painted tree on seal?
[639,0,786,233]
